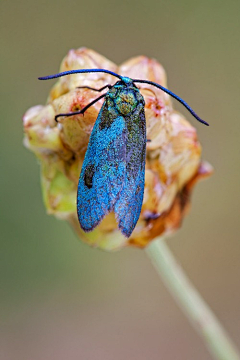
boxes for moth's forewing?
[77,99,127,232]
[114,104,146,237]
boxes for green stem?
[145,237,240,360]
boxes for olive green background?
[1,0,240,359]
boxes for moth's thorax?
[107,81,144,116]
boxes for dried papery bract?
[23,47,212,250]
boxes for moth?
[39,69,208,237]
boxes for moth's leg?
[55,93,107,122]
[146,139,151,142]
[77,84,112,92]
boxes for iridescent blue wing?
[77,101,127,232]
[114,106,146,237]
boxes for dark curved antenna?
[133,79,209,126]
[38,69,123,81]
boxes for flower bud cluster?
[23,48,212,250]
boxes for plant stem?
[145,237,240,360]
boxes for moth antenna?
[39,69,123,81]
[133,79,209,126]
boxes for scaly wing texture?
[114,106,146,237]
[77,102,126,232]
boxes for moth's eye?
[84,164,95,189]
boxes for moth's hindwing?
[77,99,127,232]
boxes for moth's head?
[121,76,134,85]
[114,76,137,88]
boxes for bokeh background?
[1,0,240,359]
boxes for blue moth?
[39,69,208,237]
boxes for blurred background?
[1,0,240,359]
